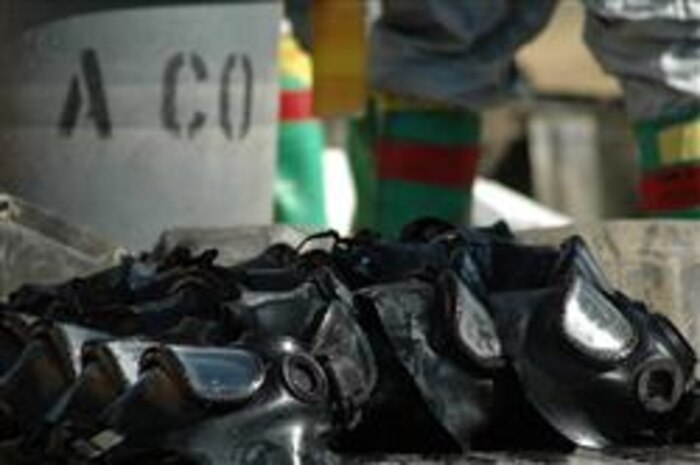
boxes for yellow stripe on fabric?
[312,0,367,116]
[279,34,312,87]
[659,121,700,166]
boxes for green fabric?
[377,179,472,237]
[641,208,700,219]
[381,110,481,146]
[275,120,327,228]
[634,107,700,172]
[281,74,308,92]
[348,113,379,231]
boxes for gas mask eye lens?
[169,347,265,404]
[451,273,502,366]
[563,278,638,362]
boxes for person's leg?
[583,1,700,217]
[348,102,380,231]
[352,0,558,236]
[276,28,328,228]
[372,96,481,236]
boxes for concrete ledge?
[0,193,121,296]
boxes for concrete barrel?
[0,0,281,250]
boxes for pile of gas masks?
[0,219,699,465]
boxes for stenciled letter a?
[58,49,112,138]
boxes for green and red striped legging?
[364,105,481,236]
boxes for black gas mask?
[489,237,697,447]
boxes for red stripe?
[280,90,313,121]
[376,140,480,188]
[641,165,700,212]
